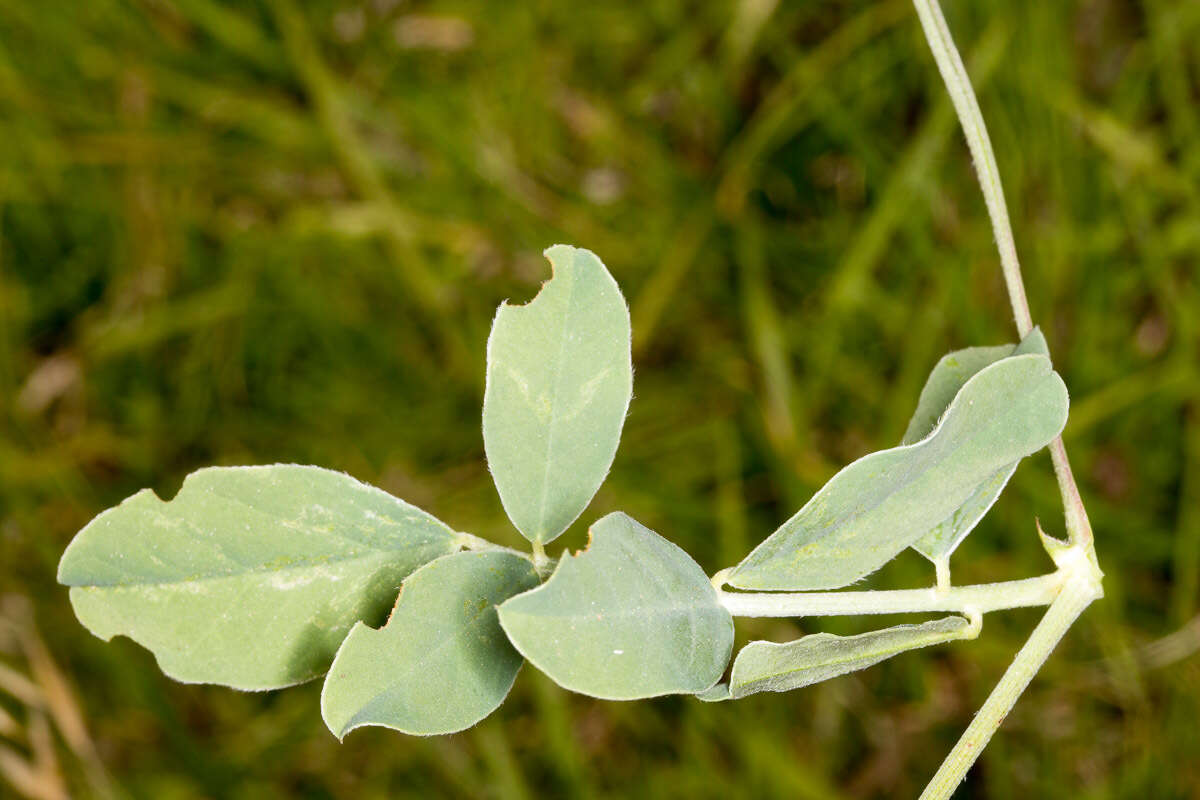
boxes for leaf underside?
[321,550,538,738]
[729,353,1068,590]
[725,616,971,699]
[482,244,633,546]
[498,512,734,700]
[57,464,459,690]
[905,328,1050,562]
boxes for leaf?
[728,616,971,698]
[498,512,734,700]
[695,683,730,702]
[320,550,538,739]
[482,244,633,545]
[903,329,1048,445]
[900,346,1014,445]
[907,328,1050,562]
[729,353,1068,590]
[911,467,1015,562]
[57,465,460,690]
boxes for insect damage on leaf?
[482,245,633,546]
[58,464,459,690]
[321,550,538,738]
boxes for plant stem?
[717,572,1063,618]
[530,541,553,579]
[911,0,1030,337]
[911,0,1094,551]
[1048,436,1095,549]
[934,557,951,594]
[910,0,1104,794]
[918,572,1099,800]
[456,532,533,561]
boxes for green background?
[1,0,1197,797]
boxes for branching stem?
[917,571,1100,799]
[909,0,1104,796]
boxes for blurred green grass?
[1,0,1198,797]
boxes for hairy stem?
[530,541,553,580]
[918,573,1099,799]
[718,572,1063,618]
[455,532,534,561]
[911,0,1094,551]
[910,0,1104,795]
[911,0,1030,336]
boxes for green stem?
[530,541,553,580]
[918,572,1099,799]
[910,0,1104,795]
[910,0,1094,551]
[456,532,531,561]
[911,0,1030,337]
[717,572,1063,618]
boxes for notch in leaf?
[57,465,460,690]
[482,245,633,546]
[321,550,538,738]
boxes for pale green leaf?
[903,328,1048,445]
[728,616,970,698]
[498,512,733,700]
[57,465,459,690]
[482,244,633,545]
[695,683,730,702]
[911,467,1015,562]
[321,550,538,739]
[729,354,1068,590]
[907,328,1050,562]
[901,346,1014,445]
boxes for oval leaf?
[729,616,971,699]
[729,354,1068,590]
[498,512,733,700]
[907,328,1050,562]
[321,550,538,738]
[482,244,633,545]
[57,465,460,690]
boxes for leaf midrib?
[533,256,578,542]
[68,549,408,589]
[735,625,964,692]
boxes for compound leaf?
[482,244,633,545]
[321,550,538,739]
[729,616,971,699]
[907,328,1050,562]
[729,353,1068,590]
[498,512,733,699]
[57,464,460,690]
